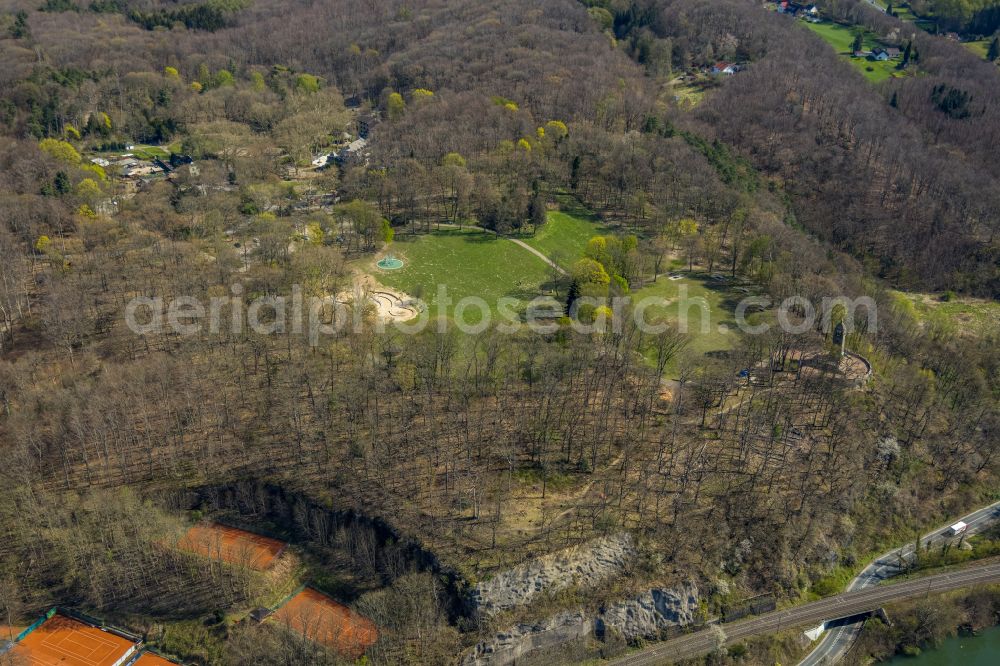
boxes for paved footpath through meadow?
[432,223,567,275]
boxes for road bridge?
[608,559,1000,666]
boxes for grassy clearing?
[512,467,578,493]
[524,198,744,375]
[376,228,553,318]
[520,209,611,269]
[858,59,902,83]
[131,144,172,160]
[371,198,747,376]
[672,80,709,108]
[890,290,1000,338]
[630,272,743,375]
[806,19,865,52]
[804,21,909,83]
[963,39,991,59]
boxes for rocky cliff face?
[463,580,699,665]
[468,533,636,618]
[597,581,699,641]
[462,612,592,666]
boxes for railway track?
[609,559,1000,665]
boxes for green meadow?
[371,200,747,374]
[631,272,746,375]
[521,209,611,269]
[376,228,552,319]
[804,20,908,83]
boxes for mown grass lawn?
[131,144,172,160]
[858,58,903,83]
[370,198,752,374]
[521,209,611,269]
[804,21,908,83]
[630,272,747,376]
[376,228,553,319]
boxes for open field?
[805,19,864,52]
[7,615,137,666]
[177,523,286,571]
[376,228,553,318]
[270,588,377,658]
[371,201,747,377]
[804,21,907,82]
[891,290,1000,337]
[129,145,171,160]
[631,272,744,374]
[520,209,610,269]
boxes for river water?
[887,625,1000,665]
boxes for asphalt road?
[608,558,1000,666]
[798,500,1000,666]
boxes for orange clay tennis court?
[177,523,285,570]
[270,588,378,658]
[6,614,137,666]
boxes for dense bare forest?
[596,0,1000,294]
[0,0,997,664]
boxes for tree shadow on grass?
[505,281,559,302]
